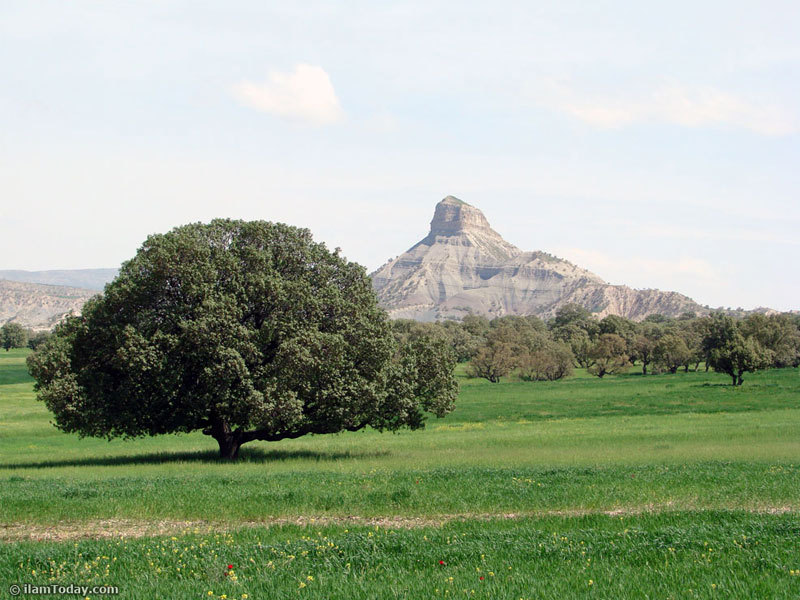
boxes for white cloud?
[232,64,344,125]
[548,82,798,136]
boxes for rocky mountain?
[0,280,97,330]
[371,196,705,321]
[0,268,117,291]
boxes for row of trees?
[0,322,51,351]
[393,305,800,386]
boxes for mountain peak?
[372,195,705,322]
[441,195,468,205]
[430,195,493,235]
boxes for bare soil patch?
[3,505,797,542]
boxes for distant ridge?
[0,279,97,330]
[371,196,706,321]
[0,269,118,291]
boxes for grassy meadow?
[1,348,800,598]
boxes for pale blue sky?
[1,1,798,310]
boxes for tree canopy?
[587,333,630,378]
[702,314,771,385]
[27,220,457,459]
[1,322,27,351]
[653,333,691,374]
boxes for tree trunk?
[642,363,647,375]
[684,364,689,373]
[731,374,737,386]
[205,416,244,460]
[217,436,242,460]
[736,373,744,386]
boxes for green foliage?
[653,333,691,374]
[390,319,448,345]
[461,314,490,338]
[552,303,592,328]
[456,308,797,386]
[674,319,705,371]
[25,330,51,351]
[703,314,772,385]
[381,334,458,430]
[1,322,27,351]
[466,342,516,383]
[637,321,665,339]
[391,319,483,364]
[741,313,800,368]
[518,341,574,381]
[598,314,635,337]
[440,320,483,362]
[643,313,671,324]
[467,315,559,382]
[632,334,654,375]
[551,323,595,368]
[26,220,456,458]
[587,333,630,378]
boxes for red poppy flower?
[479,576,484,581]
[228,564,234,569]
[439,560,445,566]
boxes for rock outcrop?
[0,279,97,330]
[371,196,705,321]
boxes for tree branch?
[236,420,369,444]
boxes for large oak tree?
[27,220,457,459]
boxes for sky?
[1,1,798,311]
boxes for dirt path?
[2,505,797,542]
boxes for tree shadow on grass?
[691,382,737,388]
[0,447,391,470]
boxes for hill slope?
[371,196,705,321]
[0,279,97,329]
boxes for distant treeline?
[7,307,798,387]
[391,306,800,386]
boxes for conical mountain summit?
[370,196,704,321]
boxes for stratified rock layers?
[0,280,96,329]
[371,196,703,321]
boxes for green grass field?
[1,348,799,598]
